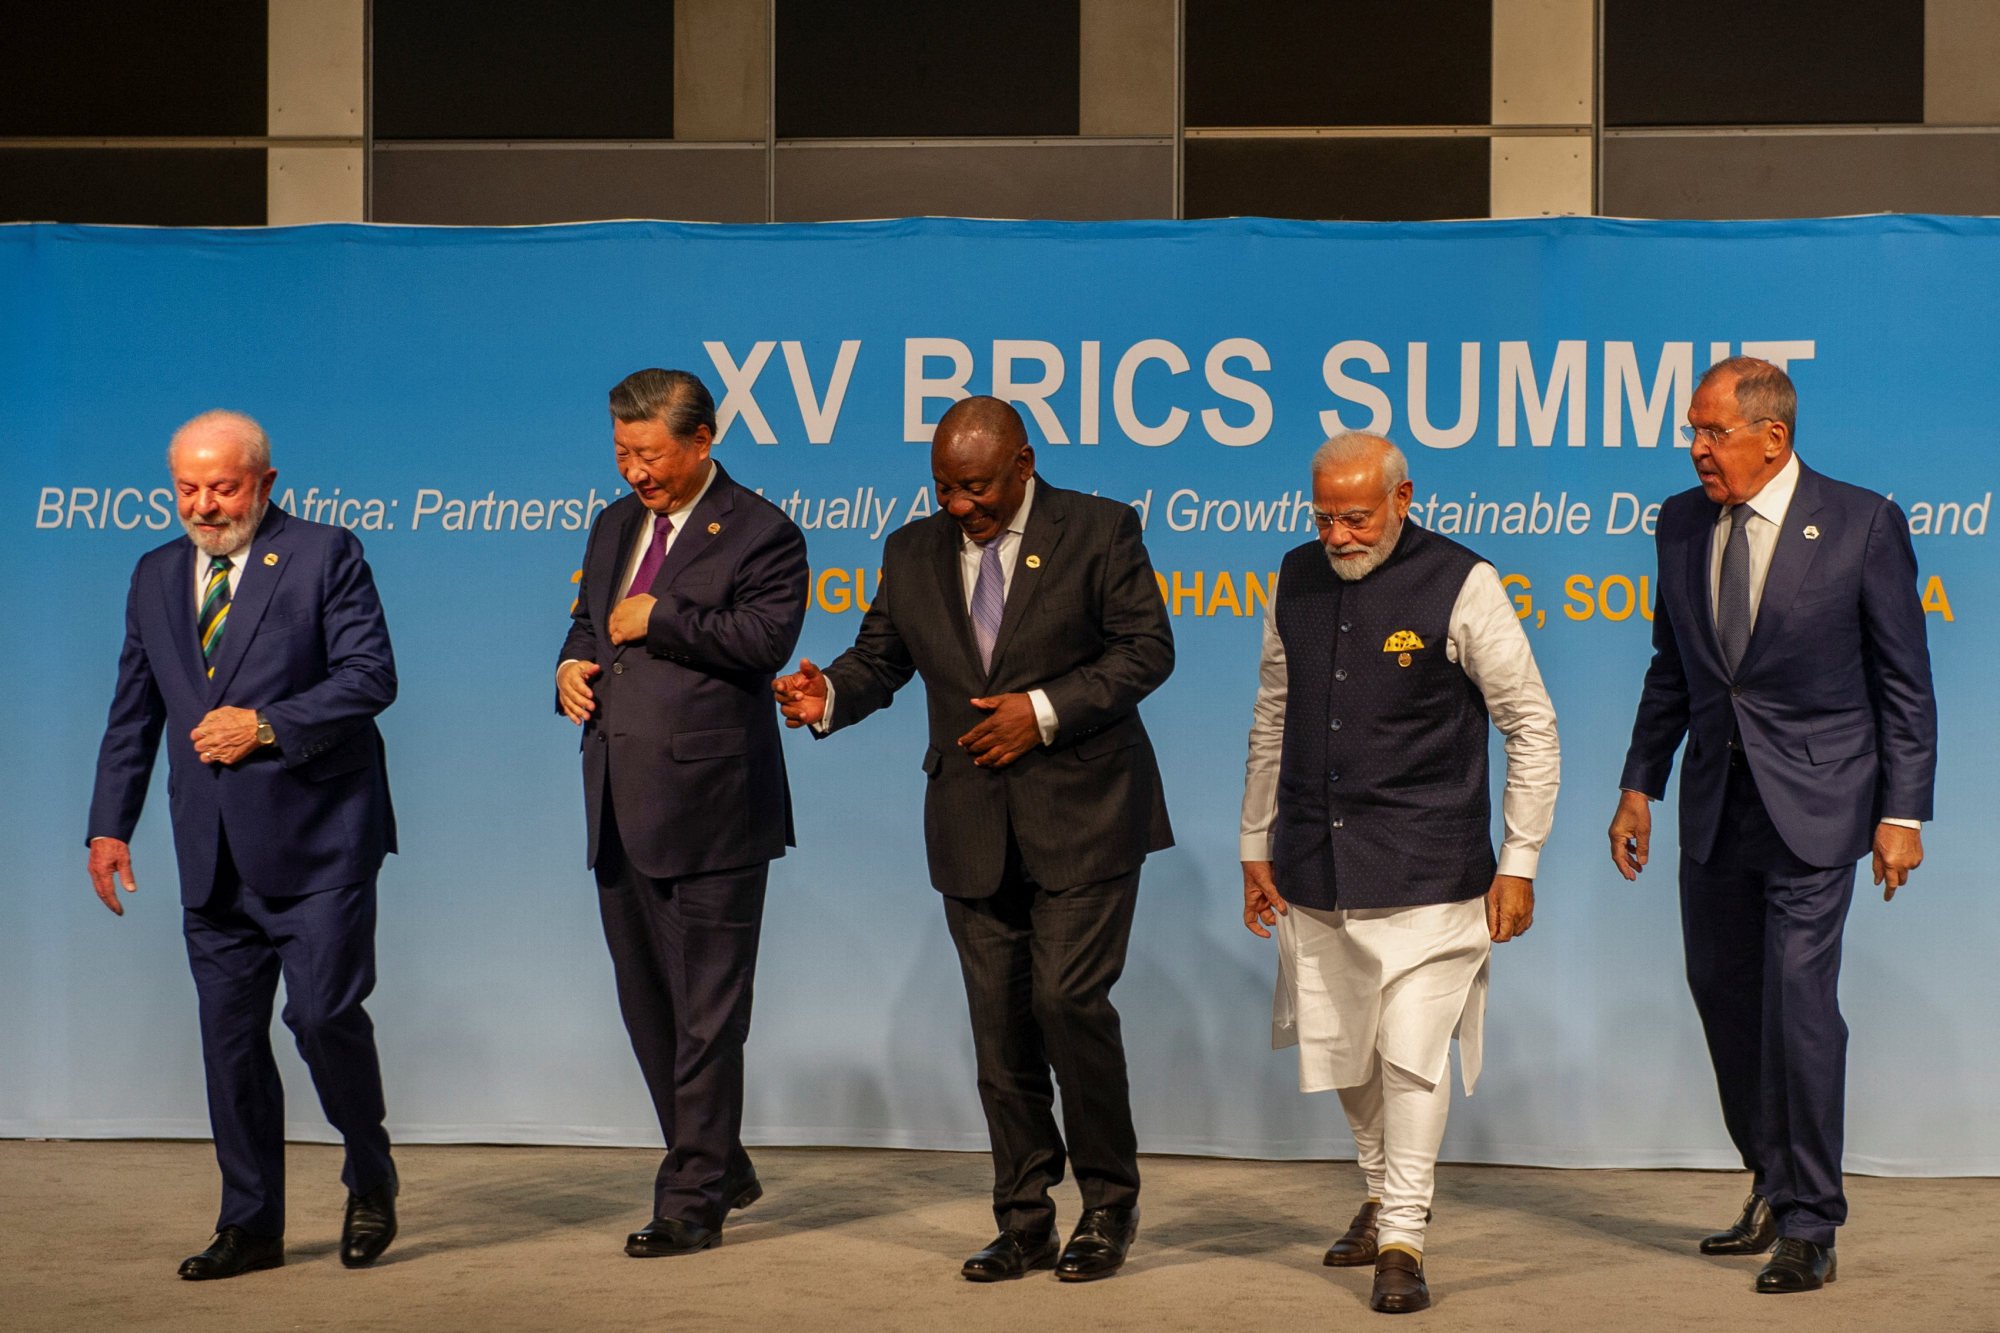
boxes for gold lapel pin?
[707,521,721,535]
[1803,525,1820,540]
[263,552,279,566]
[1025,554,1042,569]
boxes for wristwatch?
[255,712,275,747]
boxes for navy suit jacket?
[560,463,809,880]
[88,507,399,905]
[1620,460,1937,867]
[818,478,1174,897]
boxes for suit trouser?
[942,837,1142,1234]
[182,831,393,1237]
[1680,758,1855,1246]
[594,796,767,1229]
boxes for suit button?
[1339,621,1351,632]
[1329,719,1342,731]
[1334,668,1348,682]
[1332,819,1345,830]
[1328,772,1341,783]
[1730,685,1741,697]
[612,662,625,675]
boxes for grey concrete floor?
[1,1140,1994,1331]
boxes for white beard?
[1326,513,1403,582]
[182,498,268,557]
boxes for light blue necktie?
[971,538,1005,672]
[1717,504,1752,673]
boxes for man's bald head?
[931,396,1034,544]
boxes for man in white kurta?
[1241,432,1559,1314]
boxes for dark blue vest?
[1272,522,1495,911]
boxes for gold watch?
[255,712,275,747]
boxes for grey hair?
[169,410,271,470]
[609,368,718,438]
[1311,431,1408,492]
[1700,356,1797,437]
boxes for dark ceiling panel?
[0,2,266,136]
[0,150,265,226]
[1185,138,1489,221]
[1605,0,1923,126]
[776,0,1079,138]
[374,0,676,139]
[1186,0,1491,127]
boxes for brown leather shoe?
[1700,1191,1777,1256]
[1370,1247,1430,1314]
[1324,1200,1380,1266]
[1756,1237,1836,1293]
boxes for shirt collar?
[1733,451,1801,525]
[665,460,718,528]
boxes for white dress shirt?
[1239,554,1561,879]
[819,477,1057,744]
[1707,451,1799,629]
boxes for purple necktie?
[625,514,675,599]
[971,537,1005,672]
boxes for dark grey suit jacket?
[819,478,1174,897]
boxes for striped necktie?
[199,555,233,677]
[971,538,1005,672]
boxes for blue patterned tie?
[971,538,1005,672]
[1717,504,1752,673]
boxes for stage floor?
[2,1140,1992,1330]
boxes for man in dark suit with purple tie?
[1610,357,1937,1294]
[557,368,808,1258]
[88,409,401,1280]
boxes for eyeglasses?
[1310,493,1391,533]
[1680,418,1772,446]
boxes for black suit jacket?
[560,463,809,879]
[819,478,1174,896]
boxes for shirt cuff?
[1880,816,1922,830]
[1028,688,1057,747]
[1496,846,1541,879]
[1239,834,1273,862]
[811,678,837,735]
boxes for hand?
[959,693,1039,769]
[608,593,656,646]
[1486,874,1535,942]
[1872,822,1923,901]
[773,658,827,728]
[557,659,601,724]
[1609,789,1652,881]
[87,838,137,916]
[1242,860,1288,938]
[190,706,261,766]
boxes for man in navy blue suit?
[1611,357,1936,1294]
[88,409,402,1280]
[557,369,808,1258]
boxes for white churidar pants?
[1273,896,1491,1252]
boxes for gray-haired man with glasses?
[1240,431,1559,1314]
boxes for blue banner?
[4,216,1991,1172]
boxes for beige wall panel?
[268,147,363,224]
[268,0,363,136]
[1080,0,1176,136]
[775,143,1173,221]
[675,0,770,141]
[1490,136,1591,216]
[1926,0,2000,124]
[1491,0,1592,126]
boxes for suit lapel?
[929,516,984,681]
[165,539,207,697]
[649,463,735,591]
[597,500,645,626]
[1735,463,1826,677]
[986,481,1066,679]
[1685,500,1726,674]
[205,507,292,700]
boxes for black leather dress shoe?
[1325,1199,1381,1266]
[1700,1191,1777,1256]
[1055,1205,1138,1282]
[722,1166,763,1214]
[625,1217,720,1258]
[340,1169,399,1269]
[961,1228,1059,1282]
[1370,1248,1431,1314]
[1756,1237,1836,1293]
[179,1226,284,1281]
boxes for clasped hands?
[189,706,262,767]
[772,659,1041,769]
